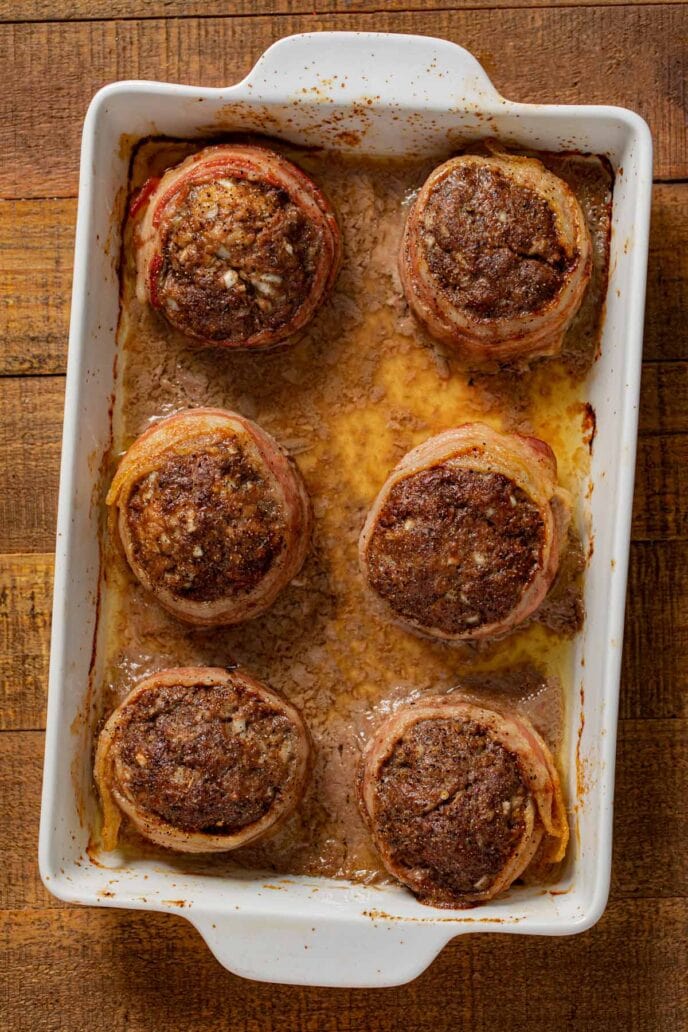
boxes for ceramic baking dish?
[38,32,652,988]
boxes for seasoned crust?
[158,177,323,343]
[399,149,592,365]
[370,717,531,903]
[359,424,569,642]
[112,681,301,834]
[124,434,287,603]
[108,408,312,627]
[357,696,569,908]
[95,666,313,853]
[422,164,572,319]
[364,466,545,636]
[135,144,341,349]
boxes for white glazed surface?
[39,32,652,988]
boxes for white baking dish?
[39,32,652,988]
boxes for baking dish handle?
[191,911,454,988]
[239,31,501,108]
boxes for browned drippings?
[95,137,612,884]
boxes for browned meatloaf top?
[371,716,531,903]
[420,164,573,319]
[112,680,301,833]
[158,176,323,340]
[124,433,287,602]
[365,466,545,634]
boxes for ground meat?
[421,165,571,319]
[158,177,323,341]
[373,717,530,901]
[125,434,287,602]
[112,681,300,834]
[365,467,545,634]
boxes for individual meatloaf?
[107,407,312,626]
[357,695,569,907]
[399,146,592,364]
[95,666,312,853]
[359,423,570,641]
[133,143,341,348]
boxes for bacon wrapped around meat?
[399,149,592,365]
[107,407,312,626]
[95,666,312,853]
[359,423,570,641]
[134,144,341,348]
[357,695,569,907]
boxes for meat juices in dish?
[357,696,569,908]
[399,149,592,365]
[134,144,341,348]
[359,423,570,641]
[107,407,312,626]
[95,666,312,853]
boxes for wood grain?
[0,0,668,22]
[0,377,62,553]
[1,898,686,1031]
[0,199,74,375]
[2,184,686,375]
[0,7,686,200]
[644,184,688,363]
[2,717,687,908]
[622,542,688,720]
[0,555,52,731]
[2,4,687,1027]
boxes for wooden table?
[1,3,686,1029]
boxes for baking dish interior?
[39,34,651,985]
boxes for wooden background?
[1,2,686,1029]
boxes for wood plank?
[644,183,688,363]
[1,184,687,375]
[0,199,74,375]
[0,377,63,553]
[639,363,688,434]
[4,720,686,913]
[622,543,688,720]
[0,732,52,910]
[0,7,685,199]
[0,554,52,731]
[632,434,688,541]
[0,0,670,22]
[1,899,685,1031]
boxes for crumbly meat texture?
[365,467,545,634]
[157,177,324,341]
[124,435,287,602]
[112,682,301,833]
[421,165,573,319]
[371,717,531,903]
